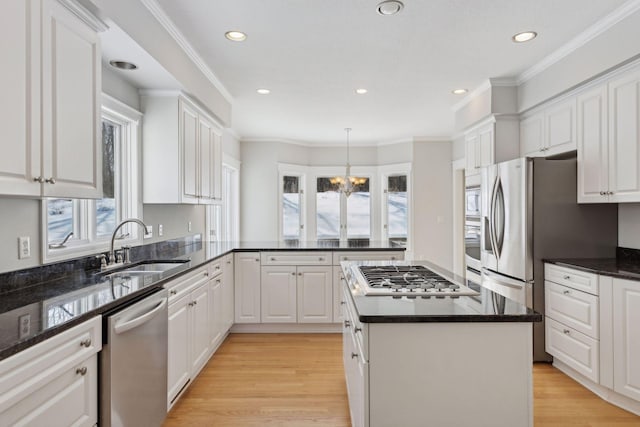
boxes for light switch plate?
[18,236,30,259]
[188,221,192,232]
[158,224,163,236]
[19,314,30,339]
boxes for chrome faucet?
[109,218,149,266]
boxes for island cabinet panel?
[297,266,333,323]
[0,316,101,427]
[234,253,262,323]
[612,277,640,402]
[365,323,533,427]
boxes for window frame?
[41,94,143,263]
[278,163,307,242]
[380,163,412,249]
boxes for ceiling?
[144,0,628,144]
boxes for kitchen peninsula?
[341,259,541,427]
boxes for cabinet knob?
[344,257,349,261]
[255,259,260,262]
[79,338,92,348]
[391,257,396,260]
[33,176,45,183]
[344,320,351,328]
[45,177,56,184]
[351,352,358,359]
[193,300,198,305]
[608,191,614,195]
[340,301,346,305]
[226,260,231,264]
[298,272,302,276]
[270,257,276,261]
[216,265,221,270]
[319,257,324,261]
[170,290,177,295]
[76,366,88,376]
[599,191,605,195]
[216,279,221,284]
[291,272,296,276]
[563,275,571,280]
[188,302,194,307]
[354,327,362,333]
[563,329,570,335]
[563,290,570,295]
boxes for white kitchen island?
[341,260,541,427]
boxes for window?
[316,177,341,242]
[385,174,408,247]
[43,95,141,261]
[282,175,303,241]
[347,179,370,242]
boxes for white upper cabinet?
[141,93,222,204]
[0,0,104,198]
[577,63,640,203]
[520,97,576,158]
[465,116,519,177]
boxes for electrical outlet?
[18,236,30,259]
[188,221,192,232]
[158,224,163,237]
[144,225,153,239]
[19,314,31,339]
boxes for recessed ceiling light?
[376,0,404,15]
[225,31,247,42]
[109,60,138,70]
[355,88,368,95]
[512,31,537,43]
[452,88,468,95]
[256,88,270,95]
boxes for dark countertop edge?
[544,259,640,281]
[231,247,406,252]
[358,313,543,323]
[0,245,405,361]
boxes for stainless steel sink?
[101,260,189,279]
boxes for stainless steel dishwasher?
[100,288,168,427]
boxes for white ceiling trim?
[241,137,421,148]
[517,0,640,84]
[139,0,234,103]
[225,128,242,141]
[60,0,108,32]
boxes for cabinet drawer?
[343,285,367,360]
[545,263,598,295]
[546,317,599,382]
[261,252,331,266]
[208,259,223,278]
[332,251,403,265]
[0,316,101,411]
[165,266,209,304]
[545,282,599,339]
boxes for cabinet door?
[545,97,576,155]
[199,116,214,202]
[222,255,235,331]
[180,99,199,202]
[190,282,210,377]
[212,130,223,201]
[608,70,640,202]
[478,124,494,168]
[0,0,40,196]
[0,353,97,427]
[297,266,333,323]
[465,134,479,175]
[167,294,190,407]
[519,112,544,157]
[612,278,640,401]
[234,253,261,323]
[261,266,297,323]
[209,277,224,350]
[41,0,102,199]
[333,266,345,322]
[577,84,609,203]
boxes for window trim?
[278,163,307,242]
[380,163,411,249]
[41,94,143,263]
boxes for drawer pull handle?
[351,352,358,359]
[563,290,570,295]
[319,257,324,261]
[216,279,221,284]
[291,272,295,276]
[76,366,88,376]
[255,258,260,262]
[216,266,221,270]
[563,329,570,335]
[270,257,276,261]
[204,272,209,277]
[170,290,177,295]
[344,320,351,328]
[80,338,92,348]
[340,301,346,305]
[344,257,349,261]
[391,257,396,260]
[354,327,362,333]
[563,275,571,280]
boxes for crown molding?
[225,128,242,141]
[242,137,426,148]
[517,0,640,85]
[58,0,108,32]
[488,77,518,87]
[139,0,234,104]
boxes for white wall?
[412,141,453,270]
[102,65,140,110]
[451,135,466,161]
[0,199,42,273]
[518,8,640,112]
[142,204,206,243]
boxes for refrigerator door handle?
[492,178,505,257]
[489,176,501,259]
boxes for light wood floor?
[164,333,640,427]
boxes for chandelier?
[329,128,367,197]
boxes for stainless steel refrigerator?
[480,157,617,362]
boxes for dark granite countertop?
[545,258,640,281]
[0,238,405,360]
[342,260,542,323]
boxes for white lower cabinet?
[209,274,224,350]
[166,268,211,408]
[333,266,345,322]
[234,252,261,323]
[612,277,640,402]
[0,317,101,426]
[297,266,333,323]
[222,254,235,332]
[261,266,297,323]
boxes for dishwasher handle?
[114,298,167,335]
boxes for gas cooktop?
[357,265,479,297]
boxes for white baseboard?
[553,360,640,416]
[231,323,342,333]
